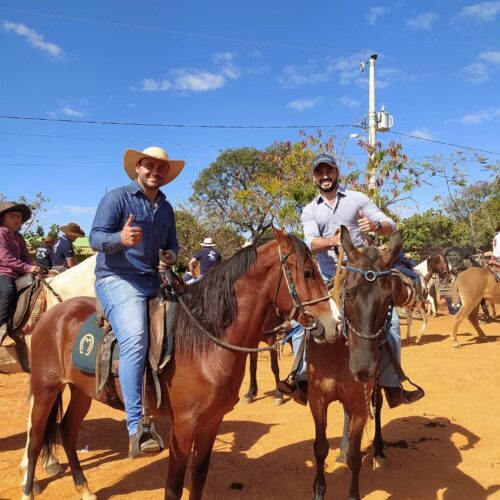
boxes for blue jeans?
[95,273,159,435]
[291,270,402,388]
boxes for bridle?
[173,238,330,353]
[272,244,331,334]
[341,265,393,341]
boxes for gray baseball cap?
[312,153,338,172]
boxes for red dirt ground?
[1,313,499,499]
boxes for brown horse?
[451,267,500,348]
[307,226,402,500]
[21,228,336,500]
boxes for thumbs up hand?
[120,214,143,247]
[357,210,376,233]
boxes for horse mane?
[174,233,310,353]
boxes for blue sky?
[1,0,499,234]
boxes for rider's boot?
[382,385,425,409]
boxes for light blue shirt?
[301,186,395,277]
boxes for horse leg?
[451,301,477,348]
[165,424,195,500]
[480,299,490,322]
[189,419,223,500]
[346,413,368,500]
[310,398,329,500]
[21,388,62,500]
[269,349,284,405]
[469,304,488,342]
[372,385,386,469]
[60,385,96,500]
[405,307,413,343]
[243,352,258,403]
[415,303,428,345]
[336,408,349,464]
[20,396,42,495]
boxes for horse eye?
[304,269,313,279]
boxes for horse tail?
[42,391,63,461]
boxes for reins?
[38,277,63,303]
[166,239,330,354]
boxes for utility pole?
[367,54,378,190]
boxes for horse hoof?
[453,342,461,349]
[372,456,388,471]
[274,397,284,406]
[20,482,40,497]
[43,462,64,477]
[242,395,254,404]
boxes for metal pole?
[368,54,378,190]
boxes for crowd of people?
[1,145,498,457]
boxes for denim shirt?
[301,186,395,277]
[90,180,179,279]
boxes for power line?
[0,115,355,130]
[1,115,499,156]
[0,7,324,52]
[386,130,500,157]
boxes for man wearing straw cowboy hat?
[187,237,222,282]
[53,222,85,269]
[90,146,184,457]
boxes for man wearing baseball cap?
[280,153,424,408]
[90,146,184,457]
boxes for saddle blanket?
[71,313,119,374]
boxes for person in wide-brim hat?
[123,146,185,185]
[59,223,85,239]
[0,201,32,223]
[201,237,216,247]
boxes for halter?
[341,265,393,341]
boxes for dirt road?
[1,314,499,499]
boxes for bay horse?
[307,226,402,500]
[450,267,500,347]
[21,228,337,500]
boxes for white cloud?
[479,50,500,64]
[287,97,323,112]
[409,128,434,140]
[63,206,96,216]
[2,21,64,59]
[278,52,409,89]
[366,6,391,26]
[454,1,500,22]
[339,96,360,108]
[457,107,500,124]
[459,51,500,83]
[406,12,438,30]
[140,53,241,94]
[62,107,83,117]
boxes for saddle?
[92,289,178,411]
[11,273,45,333]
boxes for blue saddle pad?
[71,312,120,374]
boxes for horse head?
[340,226,402,383]
[271,227,338,343]
[428,253,450,281]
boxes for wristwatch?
[374,221,382,232]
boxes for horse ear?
[386,230,403,264]
[272,226,293,251]
[340,225,356,256]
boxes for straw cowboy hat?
[241,241,253,248]
[123,146,185,185]
[44,235,56,244]
[201,237,216,247]
[0,201,32,223]
[59,223,85,238]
